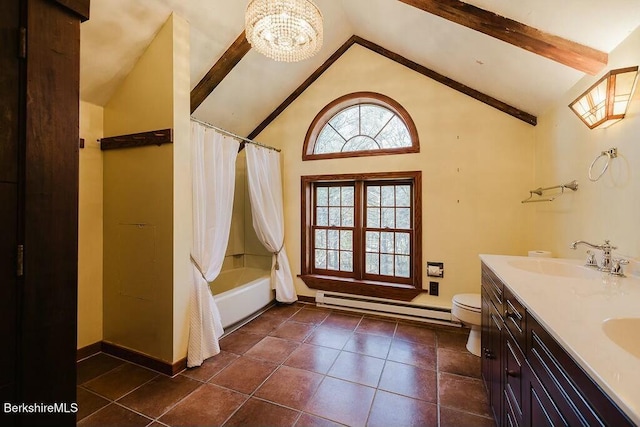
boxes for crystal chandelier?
[245,0,323,62]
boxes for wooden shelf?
[100,128,173,151]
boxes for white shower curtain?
[187,122,239,367]
[246,144,297,303]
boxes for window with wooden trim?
[301,172,422,301]
[303,92,419,161]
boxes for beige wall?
[103,14,189,363]
[243,152,272,262]
[532,26,640,271]
[171,14,192,363]
[78,101,104,349]
[226,151,247,257]
[222,150,271,272]
[255,45,536,308]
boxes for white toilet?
[451,293,482,357]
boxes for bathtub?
[210,267,274,329]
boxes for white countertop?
[479,254,640,425]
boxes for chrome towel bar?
[521,180,578,203]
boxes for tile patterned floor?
[77,303,496,427]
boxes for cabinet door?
[504,334,524,426]
[481,289,492,385]
[527,316,633,427]
[482,283,504,425]
[522,362,567,427]
[488,302,503,424]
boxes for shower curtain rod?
[190,117,281,153]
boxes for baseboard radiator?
[315,291,460,327]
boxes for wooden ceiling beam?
[398,0,607,75]
[190,31,251,113]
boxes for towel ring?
[588,148,617,182]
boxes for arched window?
[303,92,419,160]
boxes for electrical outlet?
[429,281,439,296]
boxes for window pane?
[366,231,379,252]
[381,186,395,207]
[316,207,328,226]
[381,208,395,228]
[327,230,339,249]
[341,207,354,227]
[315,229,327,249]
[329,187,341,206]
[315,250,326,269]
[316,187,329,206]
[329,207,341,226]
[396,185,410,207]
[340,251,353,272]
[360,104,393,137]
[342,187,354,206]
[381,232,394,253]
[329,105,359,140]
[367,208,380,228]
[367,186,380,206]
[377,116,412,148]
[340,230,353,250]
[396,255,410,278]
[314,125,345,154]
[309,95,416,158]
[380,254,394,276]
[342,136,379,152]
[327,251,339,270]
[396,208,411,229]
[395,233,410,255]
[308,174,416,284]
[366,253,379,274]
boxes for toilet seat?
[452,293,481,313]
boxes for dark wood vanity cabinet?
[524,316,633,427]
[481,265,504,422]
[480,262,634,427]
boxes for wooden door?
[0,1,21,425]
[1,1,87,425]
[18,0,82,425]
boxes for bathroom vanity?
[480,255,640,427]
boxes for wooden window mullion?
[353,180,364,280]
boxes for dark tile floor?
[77,303,496,427]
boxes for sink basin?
[602,318,640,359]
[507,258,599,279]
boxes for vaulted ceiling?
[80,0,640,135]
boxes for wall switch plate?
[429,281,439,296]
[427,262,444,277]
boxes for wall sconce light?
[569,66,638,129]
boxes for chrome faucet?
[570,240,617,272]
